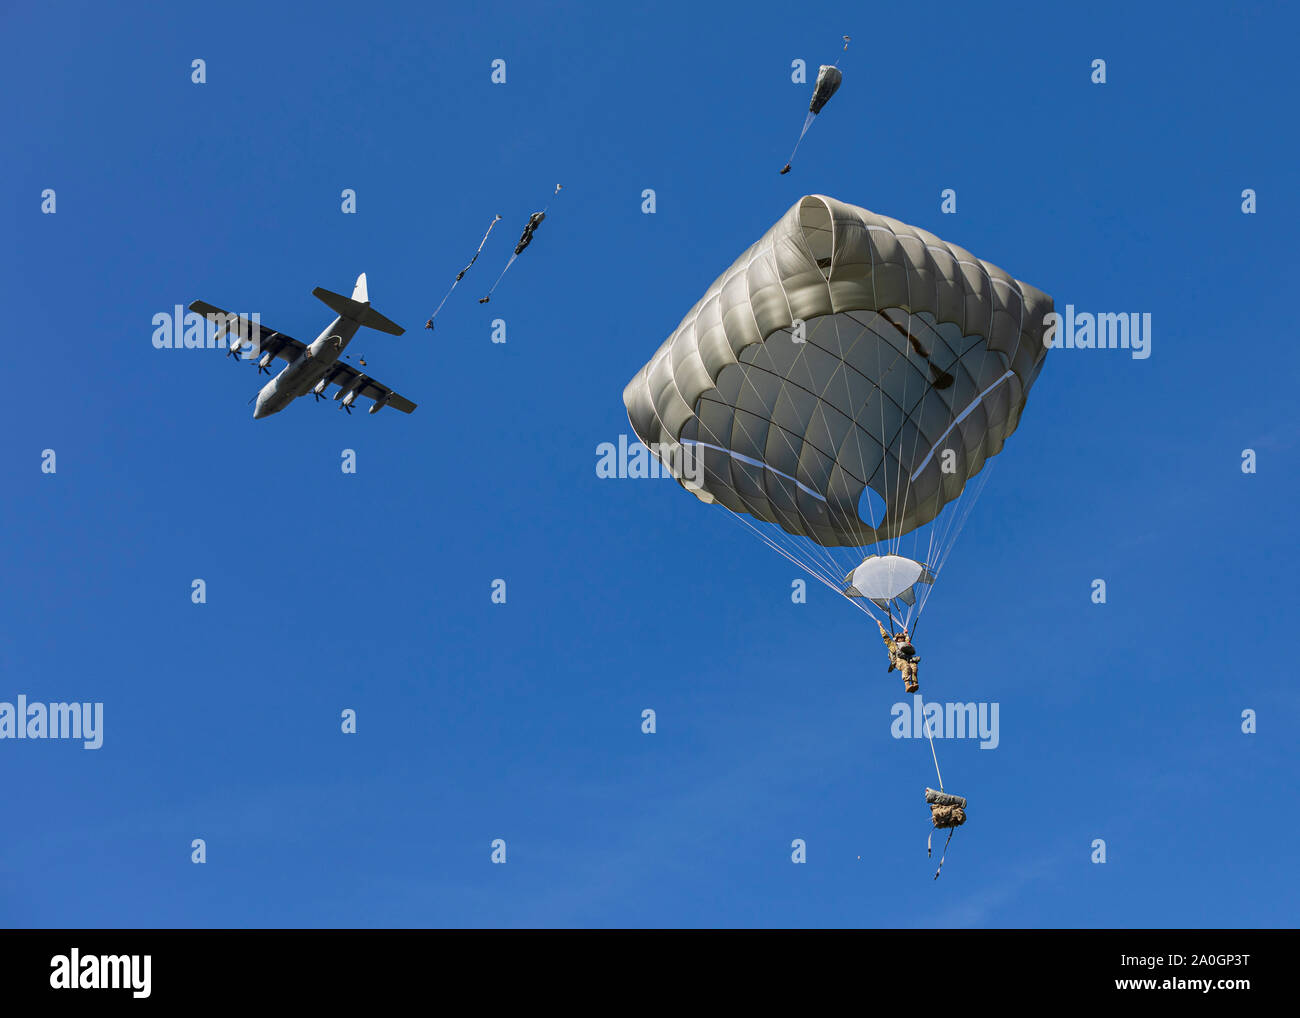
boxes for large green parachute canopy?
[623,195,1052,624]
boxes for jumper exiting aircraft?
[189,274,417,419]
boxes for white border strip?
[680,439,829,502]
[910,370,1014,481]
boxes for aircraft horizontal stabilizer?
[312,286,405,336]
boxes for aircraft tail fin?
[313,274,404,335]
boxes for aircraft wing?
[188,300,307,363]
[317,360,417,414]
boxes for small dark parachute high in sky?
[780,36,849,174]
[426,214,502,329]
[480,185,562,304]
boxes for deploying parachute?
[780,37,850,174]
[623,194,1052,634]
[513,212,546,255]
[426,214,502,330]
[480,185,562,304]
[808,64,843,115]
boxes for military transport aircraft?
[190,274,417,418]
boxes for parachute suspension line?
[851,315,903,566]
[719,500,875,618]
[707,410,848,590]
[687,457,893,634]
[711,419,888,628]
[875,309,926,569]
[483,254,518,300]
[635,383,854,616]
[807,308,899,563]
[696,317,860,591]
[906,270,1022,629]
[803,308,925,622]
[828,311,886,560]
[847,303,970,635]
[937,468,991,569]
[648,360,852,612]
[869,303,1006,634]
[896,313,924,567]
[807,312,898,590]
[818,314,869,559]
[737,510,842,592]
[912,456,997,634]
[871,313,901,561]
[867,311,917,567]
[852,244,928,585]
[695,361,847,594]
[427,213,502,327]
[914,314,993,591]
[911,279,1016,625]
[895,309,942,578]
[893,311,918,566]
[871,314,899,560]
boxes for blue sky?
[2,0,1297,928]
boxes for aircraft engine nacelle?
[312,378,330,395]
[368,396,389,415]
[340,390,359,408]
[257,352,274,369]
